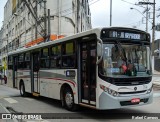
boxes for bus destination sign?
[101,29,150,42]
[109,31,141,40]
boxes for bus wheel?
[63,87,77,111]
[20,82,27,97]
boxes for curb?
[153,82,160,87]
[0,104,18,122]
[0,103,10,113]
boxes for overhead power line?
[120,0,145,8]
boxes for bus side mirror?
[96,38,103,65]
[97,43,102,56]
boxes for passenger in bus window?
[117,49,127,73]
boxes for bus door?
[80,41,96,105]
[13,56,18,88]
[31,52,40,93]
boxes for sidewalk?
[153,70,160,86]
[0,104,18,122]
[153,70,160,75]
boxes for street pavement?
[0,84,160,122]
[0,85,19,122]
[0,85,160,122]
[0,71,160,122]
[153,70,160,86]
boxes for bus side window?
[24,52,30,69]
[62,42,75,68]
[50,45,61,68]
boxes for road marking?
[24,98,34,101]
[3,98,18,103]
[0,96,9,99]
[26,120,49,122]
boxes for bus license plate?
[131,98,140,103]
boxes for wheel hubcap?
[65,92,73,108]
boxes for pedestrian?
[0,73,2,85]
[4,75,7,84]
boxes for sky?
[89,0,160,40]
[0,0,7,28]
[0,0,160,39]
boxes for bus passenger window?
[62,56,75,67]
[50,45,61,68]
[18,54,24,69]
[24,53,30,69]
[40,48,49,69]
[62,42,75,68]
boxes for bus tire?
[20,82,27,97]
[63,87,78,111]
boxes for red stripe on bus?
[16,77,76,87]
[42,77,76,87]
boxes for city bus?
[7,27,153,111]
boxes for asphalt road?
[0,85,160,122]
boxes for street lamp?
[130,7,146,18]
[130,7,150,32]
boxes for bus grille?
[110,77,151,86]
[118,90,147,95]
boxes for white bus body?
[7,27,153,111]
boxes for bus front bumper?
[99,91,153,110]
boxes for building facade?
[0,28,3,68]
[0,0,92,74]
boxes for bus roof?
[8,27,148,56]
[8,28,101,56]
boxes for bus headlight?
[147,85,153,94]
[100,84,119,97]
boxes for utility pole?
[22,0,45,38]
[35,0,38,40]
[43,0,47,40]
[48,9,51,41]
[58,0,61,35]
[110,0,112,26]
[138,0,156,73]
[78,0,80,33]
[152,0,156,73]
[146,5,149,33]
[76,0,80,33]
[137,1,150,33]
[152,0,156,55]
[144,0,149,33]
[137,1,156,45]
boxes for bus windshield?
[100,42,151,77]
